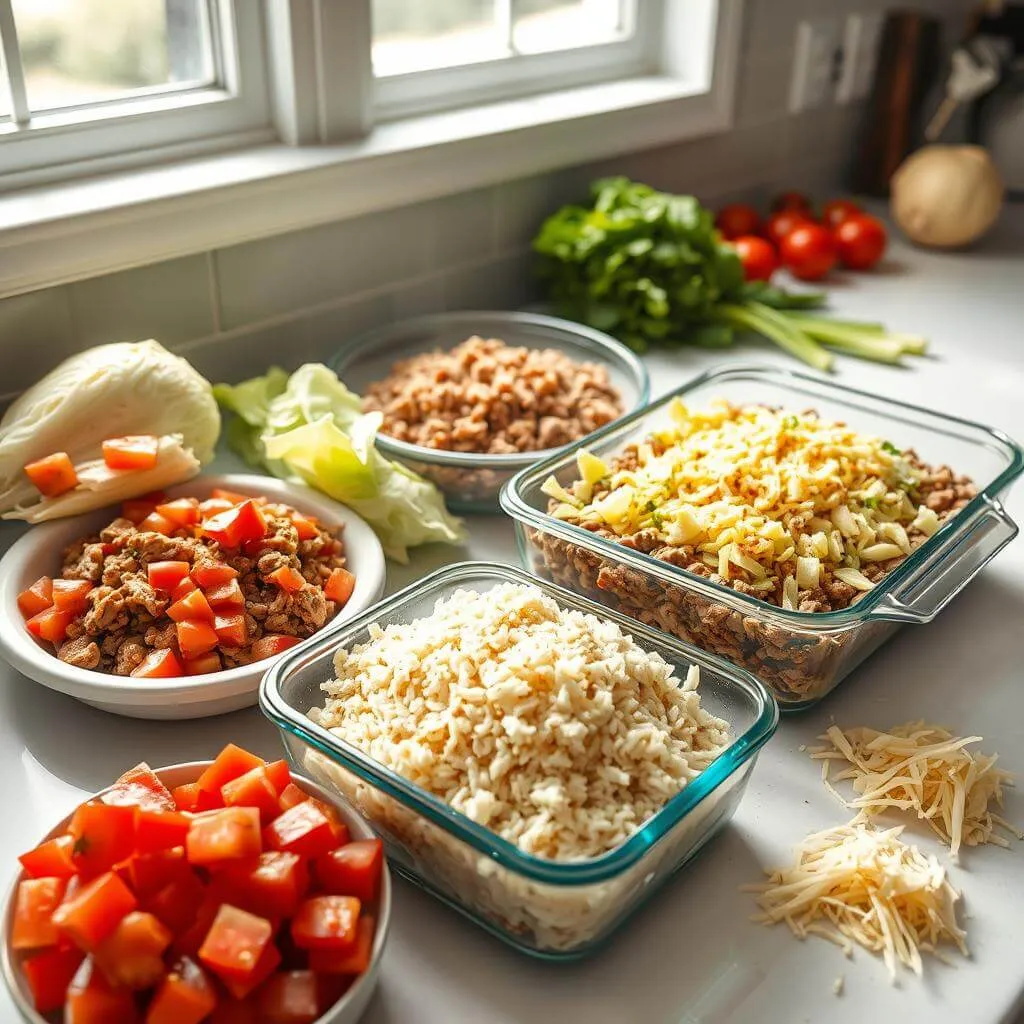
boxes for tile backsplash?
[0,0,974,399]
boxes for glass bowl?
[259,561,777,960]
[330,311,650,513]
[500,364,1023,710]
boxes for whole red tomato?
[780,223,837,281]
[834,213,887,270]
[764,209,811,248]
[732,235,778,282]
[822,198,861,229]
[771,191,812,213]
[715,203,761,240]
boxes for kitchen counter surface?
[1,205,1022,1024]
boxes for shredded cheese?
[746,821,968,981]
[810,722,1021,857]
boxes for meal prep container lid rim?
[259,559,779,887]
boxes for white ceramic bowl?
[0,474,386,719]
[1,761,392,1024]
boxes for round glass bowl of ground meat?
[331,311,649,512]
[0,474,386,719]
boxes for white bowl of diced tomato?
[2,745,391,1024]
[0,474,386,719]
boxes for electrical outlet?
[836,12,884,104]
[789,18,845,114]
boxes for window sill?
[0,74,733,299]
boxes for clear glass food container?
[259,562,778,959]
[500,365,1023,710]
[330,311,650,513]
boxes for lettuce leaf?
[214,365,466,562]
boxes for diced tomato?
[277,784,308,813]
[19,833,77,879]
[53,871,138,952]
[155,498,201,528]
[207,998,259,1024]
[202,500,268,549]
[122,497,158,524]
[103,763,175,813]
[268,566,306,593]
[138,512,177,535]
[213,851,308,920]
[191,563,238,588]
[211,487,256,504]
[167,588,214,623]
[172,782,220,814]
[22,945,85,1014]
[213,613,247,648]
[176,619,219,660]
[324,568,355,607]
[102,434,160,472]
[127,847,191,898]
[12,877,68,950]
[264,802,337,859]
[26,606,75,645]
[257,970,325,1024]
[250,634,301,662]
[69,802,137,877]
[290,513,320,541]
[198,498,234,518]
[131,649,183,679]
[135,809,190,853]
[65,956,139,1024]
[198,745,266,795]
[142,869,207,936]
[221,941,282,1000]
[290,895,360,952]
[265,760,291,794]
[51,578,94,613]
[17,576,53,618]
[315,840,383,904]
[172,576,198,603]
[24,451,78,497]
[170,894,221,959]
[307,916,375,975]
[147,561,191,593]
[147,956,218,1024]
[187,807,262,866]
[93,910,172,989]
[221,766,280,824]
[205,578,245,612]
[199,904,275,983]
[183,651,223,675]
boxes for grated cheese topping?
[747,820,968,981]
[544,400,941,608]
[810,722,1021,858]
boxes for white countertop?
[1,205,1023,1024]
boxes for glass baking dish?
[259,561,777,959]
[500,365,1023,710]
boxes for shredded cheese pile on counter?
[747,821,968,981]
[544,399,942,608]
[811,722,1021,858]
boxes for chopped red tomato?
[307,916,375,975]
[26,606,75,645]
[324,568,355,606]
[213,613,247,647]
[268,566,306,593]
[221,765,281,823]
[24,451,79,497]
[147,956,218,1024]
[147,560,191,593]
[186,807,262,866]
[19,834,77,879]
[213,851,308,920]
[69,802,137,877]
[250,634,301,662]
[265,760,291,794]
[135,809,190,853]
[221,941,282,1000]
[127,848,191,898]
[65,955,139,1024]
[205,578,245,612]
[22,946,85,1014]
[290,514,319,540]
[290,895,360,952]
[93,910,172,989]
[191,563,238,588]
[198,497,234,518]
[52,870,138,952]
[155,498,200,528]
[12,877,68,950]
[183,651,223,675]
[277,784,308,813]
[167,588,214,623]
[137,511,177,535]
[264,801,337,859]
[103,762,175,813]
[207,998,259,1024]
[203,500,268,548]
[130,649,183,679]
[211,487,256,504]
[257,970,324,1024]
[315,840,383,904]
[197,744,265,794]
[51,578,93,613]
[121,497,158,524]
[199,904,275,983]
[142,869,206,936]
[176,619,219,660]
[172,576,198,603]
[17,576,53,618]
[170,894,221,959]
[102,434,160,471]
[172,782,219,814]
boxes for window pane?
[372,0,509,77]
[13,0,213,113]
[513,0,630,55]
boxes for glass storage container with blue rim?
[500,365,1023,710]
[259,561,778,959]
[329,311,650,513]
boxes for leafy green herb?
[881,440,902,455]
[651,511,664,529]
[646,500,658,512]
[863,496,880,509]
[782,415,799,430]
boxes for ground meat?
[114,637,148,676]
[61,541,106,583]
[57,636,101,670]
